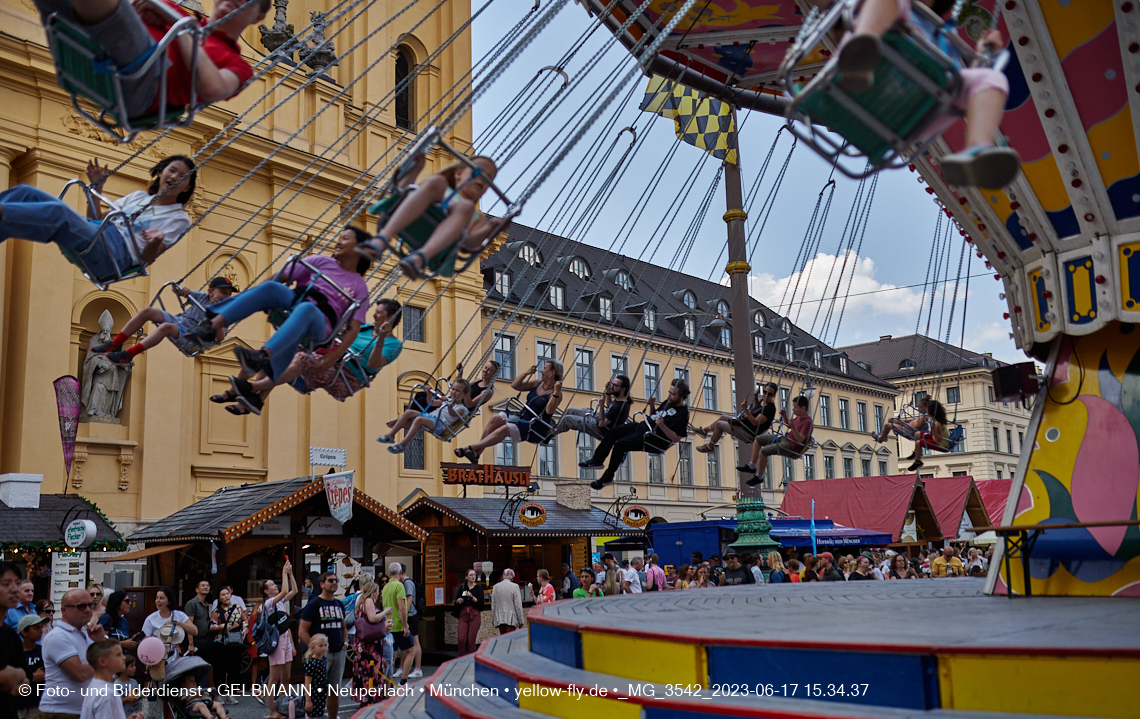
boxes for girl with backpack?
[260,560,298,719]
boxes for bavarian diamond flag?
[640,75,738,165]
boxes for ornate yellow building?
[0,0,483,535]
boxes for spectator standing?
[350,574,390,706]
[766,553,788,583]
[183,580,212,660]
[600,554,620,596]
[748,555,765,584]
[97,592,138,653]
[33,602,53,640]
[41,587,108,718]
[786,559,802,582]
[572,570,602,598]
[559,564,579,599]
[531,569,557,605]
[299,572,347,715]
[675,564,693,589]
[84,586,104,633]
[644,555,666,592]
[798,553,814,581]
[930,547,964,578]
[687,565,715,589]
[262,561,298,719]
[18,615,47,718]
[1,563,30,719]
[870,552,886,580]
[847,555,877,580]
[964,548,988,574]
[720,551,755,586]
[838,557,852,579]
[708,555,725,586]
[141,587,197,641]
[379,564,413,688]
[817,553,845,582]
[621,559,643,594]
[396,566,423,681]
[5,581,36,631]
[209,587,245,703]
[490,569,525,636]
[78,640,139,719]
[452,570,484,656]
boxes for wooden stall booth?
[113,474,427,653]
[401,481,644,651]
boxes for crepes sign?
[323,471,355,524]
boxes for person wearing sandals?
[454,362,563,464]
[695,381,776,454]
[354,155,505,280]
[185,227,373,410]
[92,277,237,362]
[379,379,471,454]
[209,299,401,415]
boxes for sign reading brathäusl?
[440,463,531,487]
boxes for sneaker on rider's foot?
[837,33,881,93]
[939,145,1021,188]
[90,341,120,354]
[106,350,134,364]
[233,346,269,376]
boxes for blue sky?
[468,0,1023,362]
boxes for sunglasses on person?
[90,593,103,599]
[64,602,95,610]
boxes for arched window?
[519,243,542,267]
[569,257,590,281]
[683,291,697,310]
[614,270,633,291]
[395,47,415,130]
[716,300,729,318]
[899,359,916,370]
[753,312,765,328]
[781,318,792,333]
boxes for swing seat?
[149,282,209,357]
[635,411,681,455]
[368,190,460,277]
[435,406,480,442]
[780,0,970,178]
[57,180,149,290]
[922,424,964,453]
[45,0,200,143]
[267,255,362,350]
[504,396,561,445]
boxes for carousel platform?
[365,580,1139,719]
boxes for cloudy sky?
[467,0,1022,362]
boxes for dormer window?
[839,357,848,374]
[644,307,656,331]
[519,243,542,267]
[784,344,794,361]
[494,270,511,296]
[682,291,697,309]
[614,270,633,291]
[720,326,731,348]
[599,296,613,321]
[549,284,565,310]
[716,300,729,317]
[753,335,764,354]
[900,359,916,370]
[781,318,792,332]
[813,349,822,367]
[569,257,590,281]
[683,317,696,340]
[754,312,765,328]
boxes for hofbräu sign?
[440,463,530,487]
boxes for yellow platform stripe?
[1037,0,1115,60]
[517,682,641,719]
[1020,154,1072,213]
[938,654,1140,717]
[1087,107,1140,189]
[581,630,707,686]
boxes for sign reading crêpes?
[440,463,531,486]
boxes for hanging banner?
[323,471,355,524]
[53,376,82,485]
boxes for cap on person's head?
[723,549,737,558]
[17,614,48,633]
[885,550,898,557]
[710,554,721,560]
[209,276,238,292]
[818,551,835,562]
[861,550,874,560]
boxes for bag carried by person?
[355,604,388,645]
[251,604,280,655]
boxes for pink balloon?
[137,636,165,666]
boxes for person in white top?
[141,586,199,646]
[620,561,643,594]
[40,588,107,716]
[0,155,194,283]
[380,379,473,454]
[80,639,142,719]
[262,561,299,719]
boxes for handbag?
[354,602,387,645]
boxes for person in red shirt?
[36,0,267,119]
[738,395,814,486]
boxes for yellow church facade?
[0,0,484,534]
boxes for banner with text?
[440,463,531,486]
[323,471,355,524]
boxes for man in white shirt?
[41,588,106,718]
[621,558,643,594]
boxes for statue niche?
[81,310,133,423]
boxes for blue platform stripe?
[1123,245,1140,310]
[706,646,940,710]
[645,707,729,719]
[1002,41,1030,110]
[424,692,463,719]
[528,622,583,669]
[1107,172,1140,221]
[1031,271,1050,330]
[1045,206,1081,239]
[473,660,520,705]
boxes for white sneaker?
[408,669,423,679]
[392,668,403,679]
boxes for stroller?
[159,654,220,719]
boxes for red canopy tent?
[975,478,1013,526]
[923,477,991,542]
[781,475,942,546]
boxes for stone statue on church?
[81,310,132,422]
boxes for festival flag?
[53,376,82,488]
[324,471,355,524]
[640,75,738,165]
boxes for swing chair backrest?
[56,179,148,290]
[366,125,522,279]
[780,0,972,177]
[770,420,817,460]
[269,255,363,350]
[149,281,211,357]
[924,422,964,453]
[45,0,201,143]
[504,396,561,445]
[434,402,480,443]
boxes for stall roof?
[0,494,126,551]
[781,475,943,544]
[402,497,645,538]
[128,476,427,544]
[975,479,1013,526]
[924,477,990,541]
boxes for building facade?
[465,227,900,522]
[0,0,482,534]
[839,335,1032,481]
